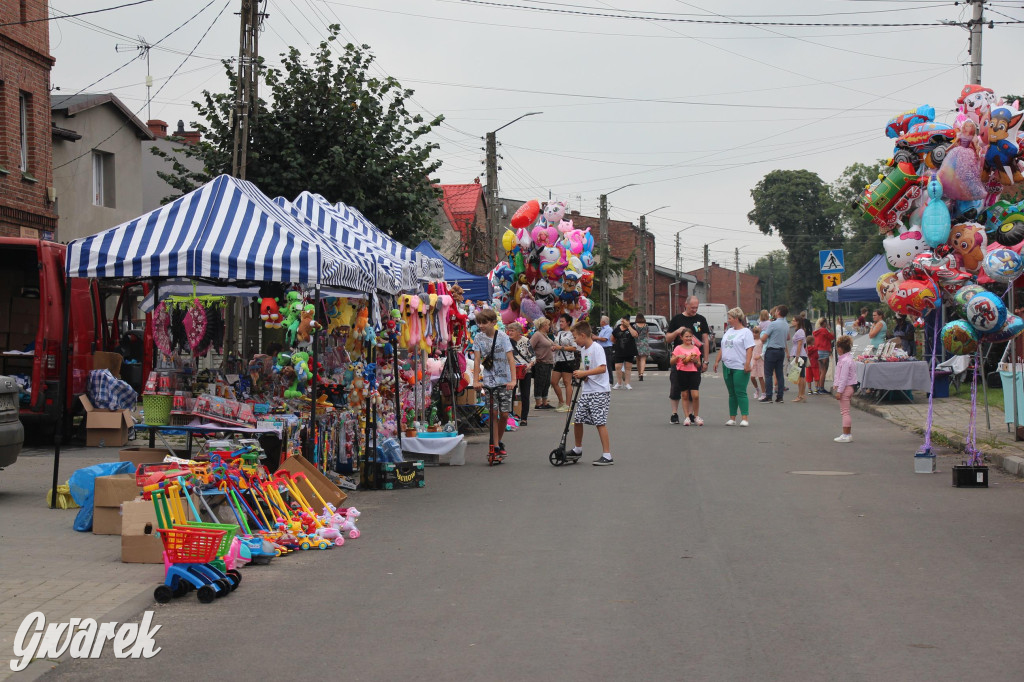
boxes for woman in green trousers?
[713,308,756,427]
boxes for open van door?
[106,281,152,394]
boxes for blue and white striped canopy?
[331,197,445,283]
[65,175,376,292]
[276,193,404,293]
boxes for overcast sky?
[48,0,1024,273]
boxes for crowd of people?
[467,296,871,466]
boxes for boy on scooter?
[569,321,614,466]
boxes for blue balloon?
[921,176,951,248]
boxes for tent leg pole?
[50,276,73,509]
[309,286,320,464]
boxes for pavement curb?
[852,397,1022,479]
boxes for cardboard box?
[120,499,163,563]
[94,474,141,507]
[79,395,133,447]
[92,351,123,379]
[277,454,346,511]
[455,388,477,405]
[119,446,172,469]
[92,506,123,535]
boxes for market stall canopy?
[332,197,445,283]
[65,174,376,292]
[413,240,492,301]
[275,193,403,294]
[826,254,890,303]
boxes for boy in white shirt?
[568,321,614,466]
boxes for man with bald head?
[665,296,710,425]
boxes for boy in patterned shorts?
[472,308,517,459]
[568,321,614,466]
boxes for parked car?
[0,375,24,468]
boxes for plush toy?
[296,305,320,345]
[258,283,285,328]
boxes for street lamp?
[636,206,669,314]
[485,112,543,261]
[598,183,637,315]
[703,238,724,303]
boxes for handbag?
[787,360,801,384]
[515,364,529,380]
[481,333,498,371]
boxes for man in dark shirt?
[665,296,710,424]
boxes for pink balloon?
[500,307,517,325]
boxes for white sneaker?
[612,383,621,390]
[694,416,704,426]
[834,434,853,443]
[725,419,736,426]
[739,419,749,427]
[682,417,692,426]
[625,384,633,390]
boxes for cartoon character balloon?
[982,314,1024,343]
[883,229,928,269]
[948,223,988,273]
[920,176,952,247]
[886,278,937,317]
[543,201,567,227]
[982,248,1024,283]
[941,319,980,355]
[876,272,901,302]
[964,291,1007,333]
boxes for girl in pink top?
[670,329,703,425]
[831,335,857,443]
[749,333,765,400]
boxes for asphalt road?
[43,371,1024,681]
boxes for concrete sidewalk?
[852,393,1024,478]
[0,446,157,681]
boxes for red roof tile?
[440,183,483,219]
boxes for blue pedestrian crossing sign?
[819,249,845,274]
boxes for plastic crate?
[157,526,225,563]
[142,394,173,426]
[181,522,238,557]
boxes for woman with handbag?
[530,317,555,410]
[506,322,535,426]
[788,317,809,403]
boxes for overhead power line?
[456,0,1024,26]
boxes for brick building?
[0,0,57,239]
[687,262,762,314]
[653,266,696,318]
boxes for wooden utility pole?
[639,215,648,313]
[968,0,986,85]
[703,244,710,304]
[231,0,262,179]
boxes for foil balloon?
[581,228,594,254]
[519,297,544,322]
[948,222,988,272]
[531,222,558,249]
[581,251,595,268]
[981,314,1024,343]
[501,229,517,255]
[580,269,594,297]
[566,255,583,275]
[941,319,980,355]
[964,291,1007,333]
[886,278,937,317]
[936,119,987,201]
[516,227,533,251]
[543,201,567,227]
[876,272,901,302]
[951,283,985,317]
[511,199,540,229]
[500,306,517,325]
[983,199,1024,247]
[920,176,952,247]
[982,248,1024,283]
[883,229,928,269]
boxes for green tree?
[744,249,789,310]
[589,244,636,324]
[153,26,444,244]
[747,170,841,308]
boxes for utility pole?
[599,193,610,315]
[116,37,152,121]
[485,131,498,263]
[768,253,775,309]
[703,244,710,304]
[735,248,741,310]
[673,232,680,318]
[231,0,262,179]
[638,215,648,313]
[968,0,986,85]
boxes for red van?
[0,238,151,429]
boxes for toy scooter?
[549,379,583,466]
[485,386,505,466]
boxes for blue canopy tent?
[825,254,890,302]
[413,240,492,301]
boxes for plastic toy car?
[298,534,332,550]
[892,122,955,169]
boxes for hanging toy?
[183,299,208,354]
[258,283,285,329]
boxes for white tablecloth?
[400,434,464,455]
[855,361,932,392]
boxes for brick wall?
[686,263,762,315]
[0,0,56,238]
[566,211,655,313]
[653,269,689,318]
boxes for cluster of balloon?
[488,199,596,325]
[865,84,1024,354]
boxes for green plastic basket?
[142,394,173,426]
